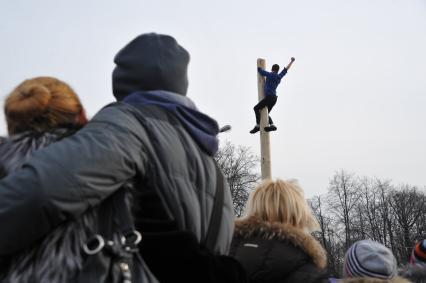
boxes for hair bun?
[6,82,52,120]
[5,76,86,135]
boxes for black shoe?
[250,125,260,134]
[264,125,277,132]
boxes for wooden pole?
[257,58,272,180]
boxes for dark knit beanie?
[343,240,397,279]
[112,33,190,101]
[410,240,426,266]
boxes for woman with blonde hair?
[230,179,329,283]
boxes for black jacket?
[0,128,75,178]
[230,216,329,283]
[0,91,238,282]
[0,128,93,282]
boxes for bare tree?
[310,195,342,276]
[327,170,361,249]
[311,172,426,277]
[215,141,260,216]
[389,185,426,262]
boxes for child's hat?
[410,239,426,266]
[343,239,397,279]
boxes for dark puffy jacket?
[0,90,237,281]
[0,128,75,178]
[230,216,329,283]
[0,128,94,282]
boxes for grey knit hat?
[343,240,398,279]
[112,33,190,101]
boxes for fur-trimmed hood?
[234,216,327,269]
[340,276,411,283]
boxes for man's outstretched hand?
[286,57,295,70]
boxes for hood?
[123,90,219,156]
[112,33,190,101]
[234,216,327,269]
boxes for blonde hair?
[244,179,319,232]
[5,77,87,135]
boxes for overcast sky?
[1,0,425,197]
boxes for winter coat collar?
[234,216,327,269]
[123,90,219,156]
[124,89,197,109]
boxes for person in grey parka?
[0,33,246,283]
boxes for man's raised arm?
[285,57,295,71]
[279,57,295,78]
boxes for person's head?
[271,64,280,73]
[343,240,398,280]
[4,77,87,135]
[112,33,190,101]
[410,240,426,266]
[244,179,319,232]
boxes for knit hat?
[112,33,190,101]
[343,240,398,279]
[410,240,426,266]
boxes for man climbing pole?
[250,57,295,134]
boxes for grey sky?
[1,0,425,197]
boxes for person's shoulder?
[0,132,34,159]
[85,102,158,147]
[91,102,144,129]
[93,102,132,117]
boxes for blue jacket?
[258,67,287,96]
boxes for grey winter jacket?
[0,128,93,281]
[0,92,234,258]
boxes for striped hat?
[410,240,426,266]
[343,240,397,279]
